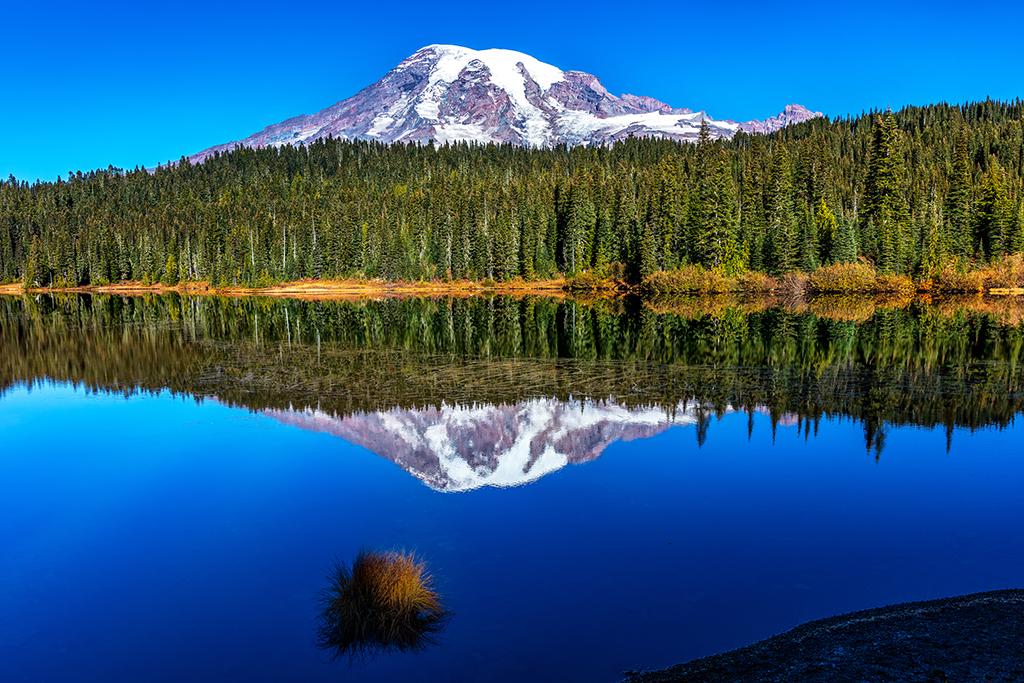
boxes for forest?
[2,99,1024,289]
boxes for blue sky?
[4,0,1023,181]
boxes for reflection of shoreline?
[5,293,1024,450]
[264,399,803,491]
[6,288,1024,324]
[0,278,569,300]
[266,399,699,491]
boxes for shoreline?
[626,589,1024,682]
[0,278,571,300]
[1,277,1022,301]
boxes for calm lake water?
[2,294,1024,682]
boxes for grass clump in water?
[317,550,448,658]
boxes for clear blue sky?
[4,0,1023,181]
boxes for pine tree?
[652,155,683,269]
[739,159,766,271]
[24,236,40,287]
[832,219,858,263]
[636,220,658,280]
[766,145,798,274]
[799,204,819,272]
[814,198,839,263]
[920,191,944,276]
[616,183,642,281]
[163,253,179,285]
[592,207,613,271]
[863,112,911,273]
[559,184,595,275]
[975,163,1013,258]
[946,128,973,259]
[691,123,742,274]
[1013,200,1024,255]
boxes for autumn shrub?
[873,273,916,296]
[931,267,985,293]
[317,551,447,658]
[736,271,778,293]
[643,265,736,294]
[778,271,810,296]
[808,262,878,293]
[981,254,1024,289]
[566,271,617,291]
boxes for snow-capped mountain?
[189,45,821,163]
[264,398,700,492]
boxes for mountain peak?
[189,46,820,163]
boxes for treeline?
[3,99,1024,287]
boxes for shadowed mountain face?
[190,45,820,162]
[265,399,700,491]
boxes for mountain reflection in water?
[265,399,700,491]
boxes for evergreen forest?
[3,100,1024,288]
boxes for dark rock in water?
[626,589,1024,682]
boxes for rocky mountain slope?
[190,45,820,163]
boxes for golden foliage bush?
[566,271,618,291]
[981,254,1024,289]
[317,551,447,657]
[643,266,736,294]
[931,267,986,293]
[808,262,879,293]
[873,274,916,296]
[736,271,778,292]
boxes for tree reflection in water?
[4,292,1024,455]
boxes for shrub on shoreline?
[874,273,916,296]
[981,254,1024,290]
[808,262,879,293]
[931,267,985,293]
[642,266,726,294]
[566,271,620,291]
[737,271,778,293]
[807,262,915,295]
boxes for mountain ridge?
[189,45,821,163]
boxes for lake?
[2,294,1023,682]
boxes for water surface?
[2,294,1023,682]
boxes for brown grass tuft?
[317,551,448,658]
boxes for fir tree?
[765,145,798,274]
[863,112,911,273]
[814,198,839,263]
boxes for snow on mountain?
[263,398,701,492]
[738,104,822,135]
[189,45,821,163]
